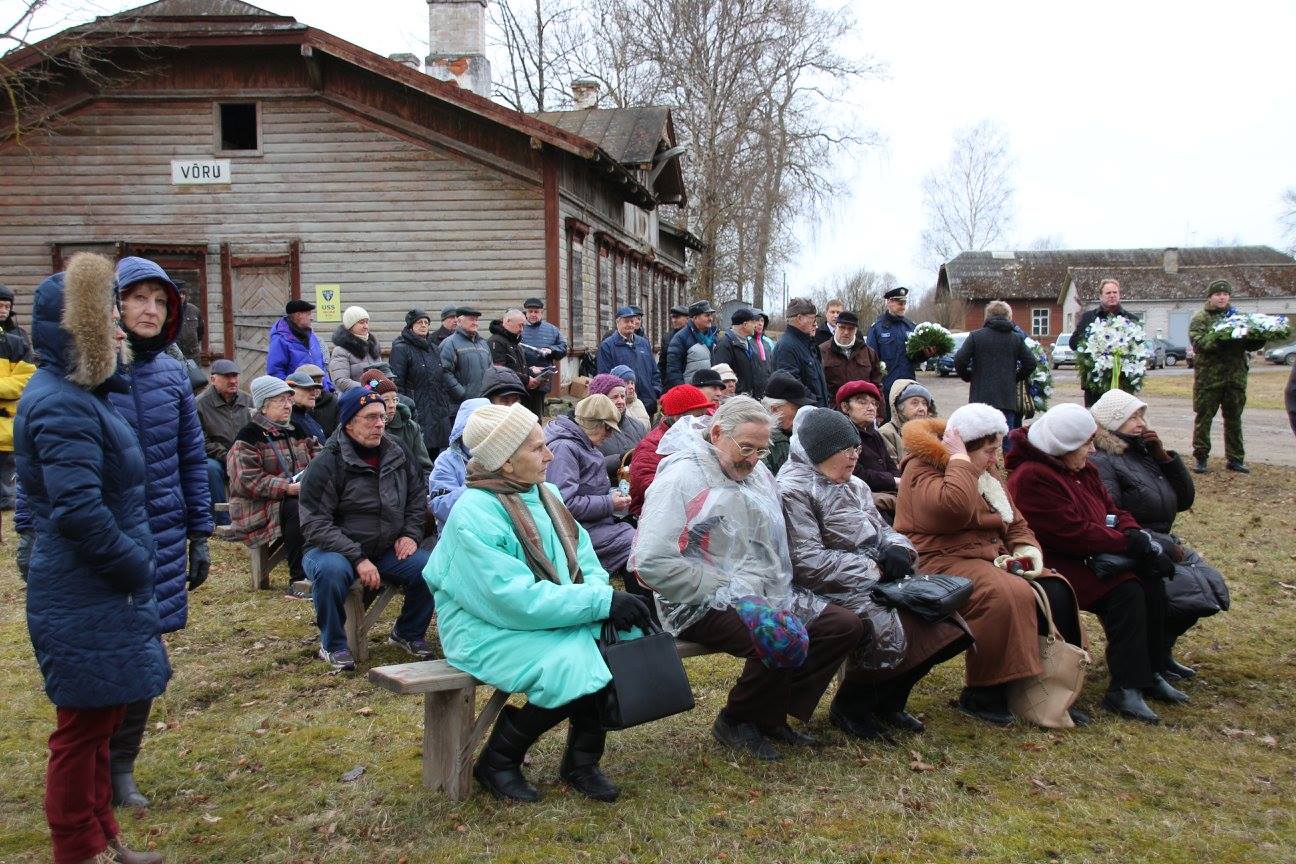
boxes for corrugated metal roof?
[529,107,672,165]
[1066,264,1296,304]
[941,246,1296,301]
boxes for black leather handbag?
[595,621,695,731]
[1086,553,1141,580]
[871,574,973,622]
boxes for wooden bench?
[369,640,718,800]
[212,503,285,590]
[343,582,398,662]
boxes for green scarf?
[466,467,584,586]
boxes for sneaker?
[388,635,436,659]
[318,646,356,671]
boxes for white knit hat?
[342,306,370,330]
[1027,403,1098,457]
[1089,389,1147,431]
[946,403,1008,443]
[712,362,738,382]
[463,403,539,471]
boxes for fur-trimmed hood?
[33,252,124,390]
[1093,427,1132,455]
[900,417,949,469]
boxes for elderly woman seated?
[544,395,645,599]
[778,409,971,740]
[894,403,1086,727]
[634,397,863,761]
[1005,403,1190,724]
[425,403,653,802]
[878,378,934,464]
[1088,390,1220,682]
[584,373,647,479]
[835,380,902,517]
[227,375,323,591]
[609,364,653,429]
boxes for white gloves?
[1013,545,1045,578]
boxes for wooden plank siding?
[0,97,546,358]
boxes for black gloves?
[1123,529,1161,560]
[608,590,652,630]
[1150,553,1176,580]
[187,537,211,590]
[878,545,915,583]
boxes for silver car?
[1050,333,1076,369]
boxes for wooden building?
[0,0,698,380]
[936,246,1295,346]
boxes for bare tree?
[1027,234,1066,251]
[918,120,1016,273]
[1282,188,1296,256]
[811,267,895,321]
[490,0,580,112]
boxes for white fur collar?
[978,472,1013,523]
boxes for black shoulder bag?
[595,620,695,731]
[871,574,973,622]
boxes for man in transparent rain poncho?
[632,396,864,761]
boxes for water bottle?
[618,479,630,496]
[1105,514,1117,529]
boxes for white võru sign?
[171,160,232,185]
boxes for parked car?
[935,332,970,376]
[1050,333,1076,369]
[1161,341,1188,366]
[1144,338,1168,370]
[1265,340,1296,366]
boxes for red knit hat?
[835,380,882,408]
[360,369,397,395]
[659,384,712,416]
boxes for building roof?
[939,246,1296,302]
[1066,264,1296,304]
[531,107,687,205]
[2,0,663,208]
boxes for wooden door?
[220,241,300,380]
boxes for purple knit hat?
[587,373,626,397]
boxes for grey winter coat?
[953,316,1035,414]
[298,430,426,564]
[328,325,382,392]
[439,326,493,401]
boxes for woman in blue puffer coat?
[17,252,169,864]
[102,256,212,809]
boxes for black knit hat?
[797,408,860,465]
[405,308,431,327]
[764,371,813,406]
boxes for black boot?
[1101,687,1160,724]
[111,772,149,810]
[1144,673,1190,704]
[956,685,1014,727]
[558,724,619,802]
[1225,460,1249,474]
[829,681,895,743]
[1164,657,1196,680]
[473,705,563,802]
[1193,457,1209,474]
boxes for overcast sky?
[10,0,1296,299]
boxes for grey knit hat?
[798,408,861,465]
[250,375,292,410]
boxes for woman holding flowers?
[1188,280,1285,474]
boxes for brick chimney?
[426,0,492,98]
[1163,247,1180,274]
[571,79,600,110]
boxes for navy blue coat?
[18,268,170,709]
[772,326,829,407]
[596,332,661,415]
[664,322,717,389]
[866,312,917,394]
[109,258,213,633]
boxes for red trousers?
[46,704,124,864]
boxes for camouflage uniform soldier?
[1188,279,1264,474]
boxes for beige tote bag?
[1007,580,1091,729]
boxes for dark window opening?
[219,103,258,151]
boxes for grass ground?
[1138,364,1291,410]
[2,466,1294,864]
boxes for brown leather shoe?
[109,837,163,864]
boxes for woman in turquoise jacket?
[425,402,651,804]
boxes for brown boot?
[109,837,163,864]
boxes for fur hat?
[342,306,370,330]
[586,373,626,397]
[797,408,861,464]
[1090,389,1146,431]
[1027,403,1097,457]
[250,375,292,410]
[463,403,539,472]
[946,403,1008,444]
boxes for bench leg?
[343,586,366,662]
[423,686,474,800]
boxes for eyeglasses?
[725,435,771,460]
[356,412,387,426]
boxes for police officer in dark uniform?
[866,286,918,395]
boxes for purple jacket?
[544,414,634,574]
[267,318,333,390]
